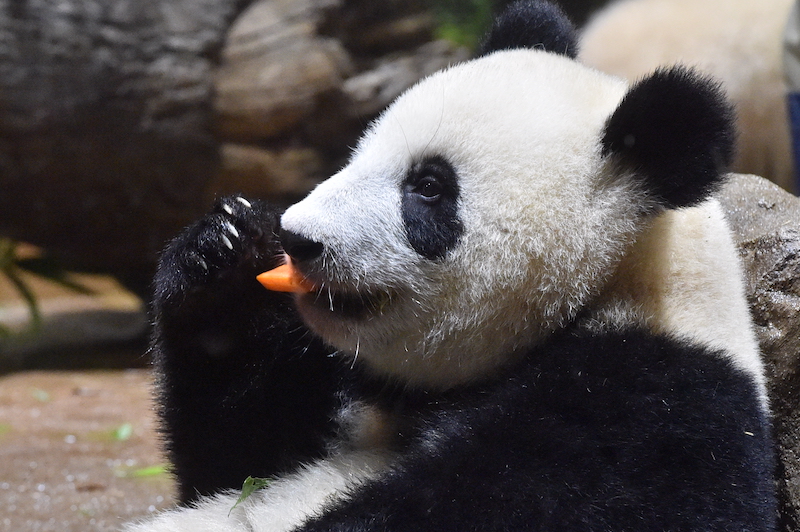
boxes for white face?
[281,50,647,389]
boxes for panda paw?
[155,195,284,304]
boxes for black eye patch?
[401,156,463,260]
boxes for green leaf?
[114,463,169,478]
[0,238,97,342]
[430,0,494,49]
[129,464,168,477]
[230,476,272,515]
[0,238,16,270]
[31,388,50,402]
[4,264,42,332]
[112,423,134,441]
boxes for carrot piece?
[256,263,316,293]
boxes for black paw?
[154,195,284,308]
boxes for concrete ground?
[0,260,177,531]
[0,370,176,531]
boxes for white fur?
[580,0,795,192]
[282,48,766,392]
[123,450,391,532]
[580,197,768,407]
[282,50,648,389]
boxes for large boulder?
[213,0,351,142]
[210,0,468,203]
[0,0,243,291]
[718,173,800,532]
[0,0,469,293]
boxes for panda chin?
[297,287,396,322]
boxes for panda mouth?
[300,287,395,320]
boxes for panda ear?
[478,0,578,58]
[601,66,736,209]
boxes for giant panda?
[127,1,777,530]
[579,0,796,193]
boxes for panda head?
[280,0,735,389]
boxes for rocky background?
[718,175,800,532]
[0,0,603,295]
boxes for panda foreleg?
[123,449,393,532]
[151,196,341,503]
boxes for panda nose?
[280,229,324,263]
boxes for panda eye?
[402,156,457,208]
[401,155,463,260]
[414,175,443,203]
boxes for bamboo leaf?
[230,476,272,515]
[114,463,169,478]
[112,423,134,441]
[4,265,41,332]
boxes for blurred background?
[0,0,617,369]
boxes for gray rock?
[327,0,432,55]
[0,0,245,293]
[214,0,352,141]
[212,1,470,194]
[210,144,325,203]
[0,0,465,292]
[718,173,800,531]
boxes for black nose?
[280,229,324,263]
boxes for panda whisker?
[390,109,412,159]
[312,284,328,307]
[421,81,446,156]
[350,338,360,369]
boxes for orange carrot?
[256,263,316,293]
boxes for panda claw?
[183,249,209,276]
[166,195,281,293]
[224,220,240,239]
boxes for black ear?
[478,0,578,58]
[601,66,736,209]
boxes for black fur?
[152,196,776,528]
[479,0,578,58]
[602,66,736,209]
[402,156,463,260]
[151,196,341,503]
[300,330,776,532]
[151,201,776,525]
